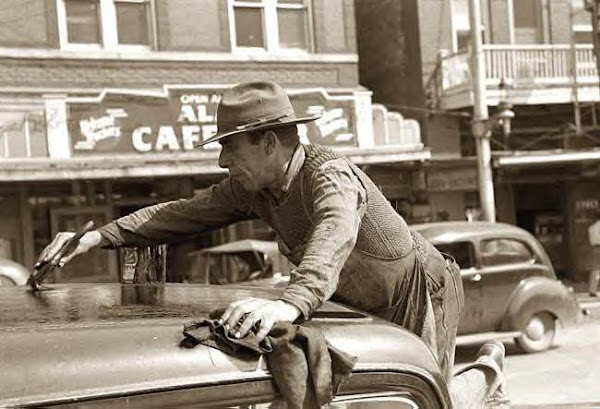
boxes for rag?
[182,309,357,409]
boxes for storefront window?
[0,109,47,158]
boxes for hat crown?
[217,81,295,132]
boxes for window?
[230,0,311,53]
[451,0,486,51]
[512,0,543,44]
[0,108,47,158]
[57,0,153,50]
[480,238,534,266]
[435,241,476,270]
[573,25,593,44]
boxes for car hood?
[0,283,448,407]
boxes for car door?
[476,237,551,331]
[433,240,484,334]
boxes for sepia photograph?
[1,0,599,407]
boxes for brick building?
[0,0,429,282]
[355,0,600,281]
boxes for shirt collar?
[280,143,305,193]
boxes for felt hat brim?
[194,113,320,148]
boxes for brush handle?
[29,220,95,288]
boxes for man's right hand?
[37,230,103,268]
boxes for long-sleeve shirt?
[98,144,416,319]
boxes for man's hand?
[37,230,103,268]
[219,298,301,343]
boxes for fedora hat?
[195,81,320,148]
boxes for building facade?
[0,0,429,282]
[355,0,600,281]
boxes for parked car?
[412,221,581,353]
[0,283,451,408]
[0,258,30,286]
[187,239,293,287]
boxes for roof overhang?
[494,149,600,168]
[0,146,431,182]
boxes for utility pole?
[468,0,496,222]
[568,0,582,145]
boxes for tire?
[515,311,556,353]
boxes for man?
[40,81,504,403]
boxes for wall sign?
[427,167,477,192]
[67,86,358,155]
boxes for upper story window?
[512,0,544,44]
[451,0,486,51]
[229,0,312,53]
[57,0,153,50]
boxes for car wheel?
[515,311,556,353]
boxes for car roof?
[411,221,533,243]
[0,283,448,407]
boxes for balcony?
[435,44,600,110]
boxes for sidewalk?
[563,279,600,315]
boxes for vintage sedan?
[412,221,581,353]
[0,283,451,408]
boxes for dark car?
[0,283,451,408]
[412,221,581,353]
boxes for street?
[455,306,600,407]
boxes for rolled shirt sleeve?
[279,159,367,318]
[98,177,255,248]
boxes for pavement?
[562,279,600,315]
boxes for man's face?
[218,132,274,191]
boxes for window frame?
[56,0,156,51]
[478,237,536,267]
[228,0,314,55]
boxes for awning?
[494,149,600,168]
[0,146,430,182]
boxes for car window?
[480,238,534,266]
[434,241,476,269]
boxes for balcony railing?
[438,44,599,97]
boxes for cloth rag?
[181,309,357,409]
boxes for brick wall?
[313,0,357,53]
[355,0,423,107]
[156,0,229,51]
[0,0,58,48]
[418,0,453,86]
[0,58,358,89]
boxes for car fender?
[0,259,30,286]
[500,276,581,331]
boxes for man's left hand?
[219,298,301,342]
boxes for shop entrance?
[514,184,568,276]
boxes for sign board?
[66,86,358,155]
[426,167,477,192]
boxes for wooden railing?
[438,44,599,94]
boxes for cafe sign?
[67,86,358,155]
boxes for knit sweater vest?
[251,144,415,265]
